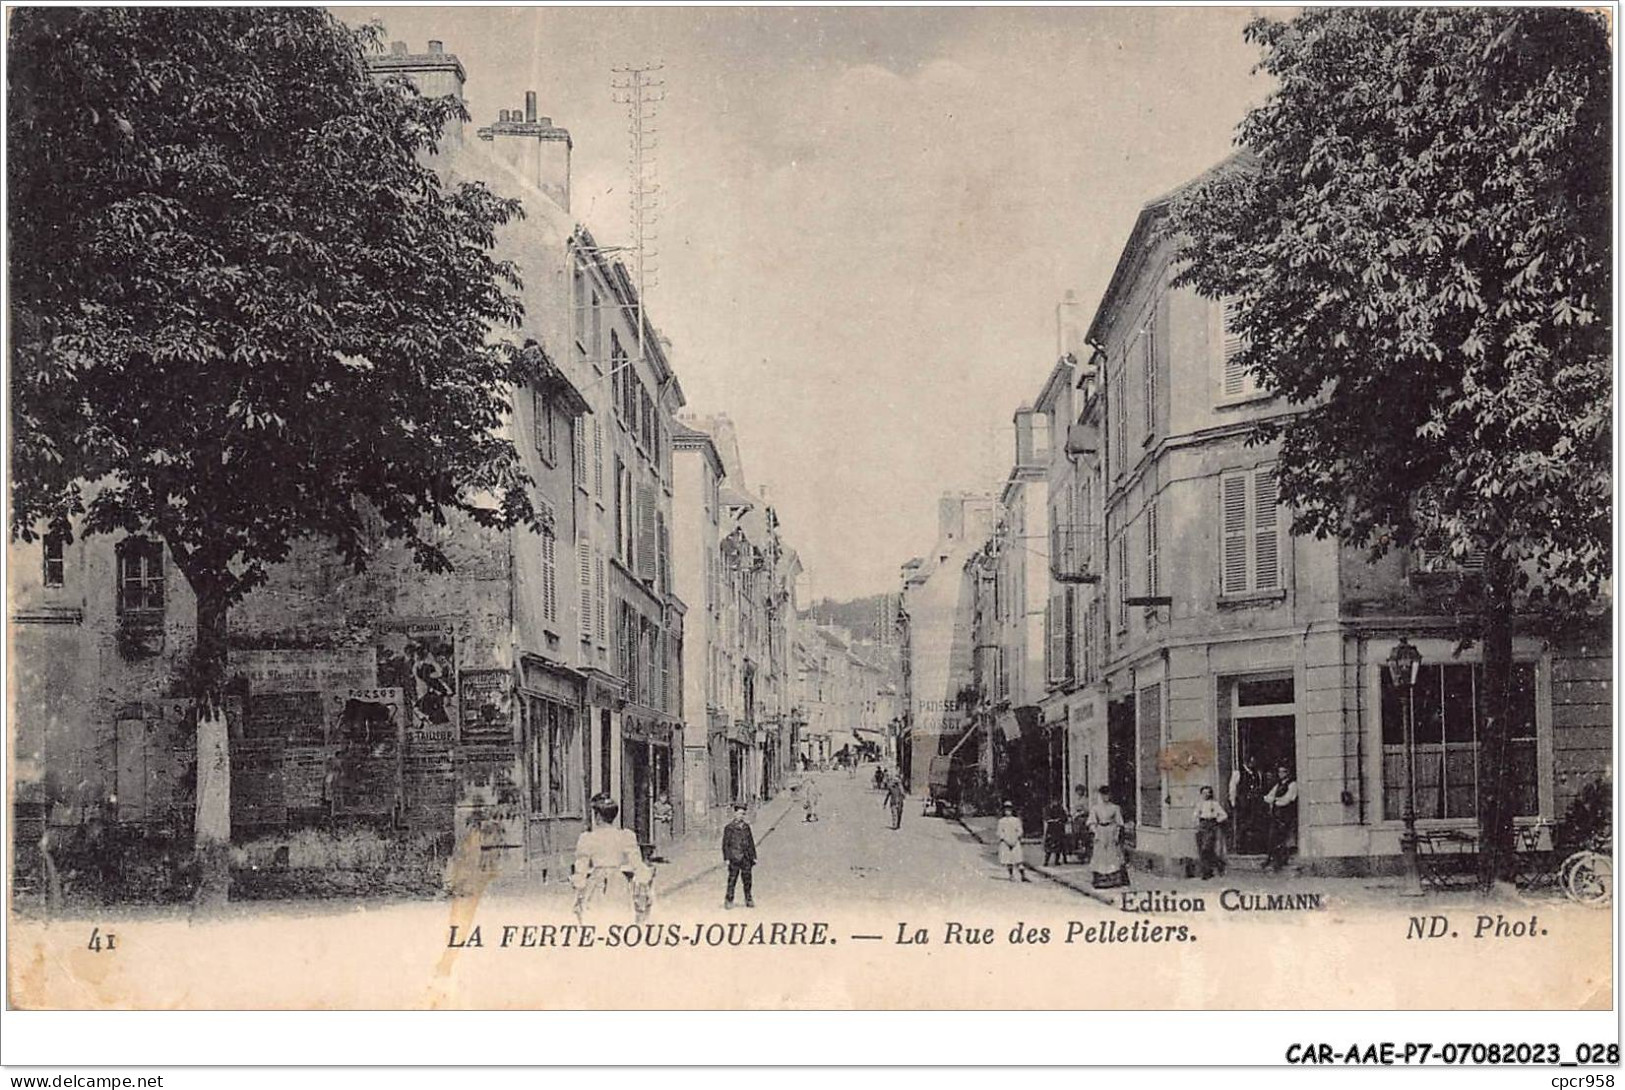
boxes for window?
[1138,682,1163,828]
[532,389,555,466]
[573,263,590,367]
[117,537,165,614]
[615,459,633,562]
[573,418,587,491]
[1219,466,1280,596]
[610,332,626,420]
[43,531,65,588]
[640,388,655,452]
[1046,592,1064,684]
[525,695,581,817]
[1144,500,1160,601]
[1114,532,1130,632]
[1111,363,1128,478]
[578,540,593,640]
[1381,662,1539,821]
[656,512,670,595]
[540,515,558,626]
[592,419,605,497]
[591,291,604,370]
[1219,295,1262,399]
[1140,311,1157,441]
[594,551,609,643]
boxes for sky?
[339,5,1274,600]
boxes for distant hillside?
[805,594,899,644]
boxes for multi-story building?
[10,40,693,889]
[895,492,996,792]
[672,414,799,809]
[1053,160,1612,875]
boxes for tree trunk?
[1477,555,1517,890]
[191,579,233,908]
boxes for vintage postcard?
[5,4,1615,1025]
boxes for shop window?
[525,696,581,817]
[1380,662,1539,821]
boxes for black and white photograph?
[3,0,1616,1051]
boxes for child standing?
[721,803,757,908]
[1194,785,1229,879]
[997,803,1030,882]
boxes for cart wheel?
[1565,851,1612,907]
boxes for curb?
[955,815,1119,909]
[658,793,800,900]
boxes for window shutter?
[1219,474,1249,595]
[573,419,587,488]
[593,420,604,495]
[1112,365,1128,474]
[1115,534,1130,631]
[541,527,558,623]
[637,482,658,582]
[595,553,608,642]
[578,540,593,633]
[1145,500,1160,597]
[1253,467,1279,591]
[1141,320,1156,437]
[1221,296,1246,397]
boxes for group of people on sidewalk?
[1002,757,1301,888]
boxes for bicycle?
[1560,833,1611,907]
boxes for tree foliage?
[8,7,542,607]
[1169,8,1611,613]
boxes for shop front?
[517,655,588,879]
[621,712,682,853]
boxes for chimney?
[476,90,573,213]
[366,40,468,149]
[1056,288,1083,359]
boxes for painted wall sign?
[459,669,514,747]
[376,620,457,741]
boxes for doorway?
[1107,696,1137,825]
[623,738,652,846]
[1219,673,1297,856]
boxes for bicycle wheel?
[1564,851,1612,907]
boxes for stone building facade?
[10,40,698,890]
[1041,163,1613,875]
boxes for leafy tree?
[9,8,543,903]
[1169,8,1610,885]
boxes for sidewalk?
[958,813,1544,912]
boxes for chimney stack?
[476,90,573,212]
[366,40,467,149]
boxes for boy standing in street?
[722,802,757,908]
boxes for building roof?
[671,420,726,478]
[1084,151,1256,347]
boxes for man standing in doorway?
[1228,751,1267,855]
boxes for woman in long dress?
[572,795,654,923]
[1088,786,1130,889]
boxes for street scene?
[4,5,1614,1015]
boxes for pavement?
[655,768,1110,914]
[956,812,1564,914]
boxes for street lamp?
[1386,638,1425,897]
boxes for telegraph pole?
[610,63,664,365]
